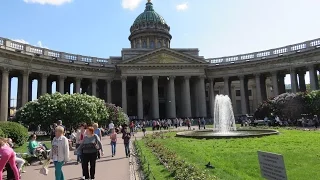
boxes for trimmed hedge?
[0,122,28,146]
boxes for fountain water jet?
[214,95,236,133]
[176,94,279,139]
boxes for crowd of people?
[0,120,132,180]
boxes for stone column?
[239,75,248,115]
[308,65,319,90]
[208,78,215,118]
[152,76,159,119]
[183,76,192,118]
[107,79,112,103]
[121,76,127,113]
[16,75,23,108]
[290,69,298,93]
[223,77,230,97]
[167,76,176,118]
[0,68,9,121]
[75,77,81,93]
[271,72,279,96]
[198,76,207,117]
[41,73,48,95]
[255,74,262,106]
[91,78,97,96]
[298,71,306,92]
[59,76,66,94]
[137,76,143,120]
[22,71,29,106]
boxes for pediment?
[119,48,208,65]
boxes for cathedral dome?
[133,1,167,26]
[129,0,172,49]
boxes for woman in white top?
[48,126,69,180]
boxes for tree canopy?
[14,93,109,130]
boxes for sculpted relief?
[137,53,188,64]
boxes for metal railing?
[1,36,320,67]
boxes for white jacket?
[49,136,69,162]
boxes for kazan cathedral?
[0,0,319,121]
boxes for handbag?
[94,135,101,150]
[39,160,50,175]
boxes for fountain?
[176,95,279,139]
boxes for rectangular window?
[236,90,241,96]
[248,90,252,96]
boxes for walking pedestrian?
[77,126,104,180]
[48,126,70,180]
[75,123,86,165]
[110,129,117,157]
[122,127,131,158]
[93,123,102,159]
[0,138,20,180]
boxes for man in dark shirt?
[57,120,66,134]
[122,127,131,158]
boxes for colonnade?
[0,64,319,121]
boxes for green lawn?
[139,129,320,180]
[135,140,173,180]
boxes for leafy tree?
[0,122,28,146]
[14,93,109,130]
[305,90,320,116]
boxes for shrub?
[14,93,109,131]
[105,103,129,126]
[0,122,28,146]
[0,128,5,137]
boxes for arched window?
[142,41,147,48]
[157,40,162,48]
[136,41,140,48]
[150,40,155,48]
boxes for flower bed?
[141,132,215,180]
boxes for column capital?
[136,76,143,80]
[289,68,296,73]
[271,71,278,76]
[307,64,315,70]
[91,78,98,83]
[106,78,113,83]
[152,75,159,80]
[121,76,127,81]
[253,73,260,77]
[22,70,30,76]
[199,75,206,79]
[75,77,82,81]
[59,75,66,80]
[238,75,245,80]
[184,76,191,80]
[1,67,11,73]
[169,76,176,80]
[41,73,49,78]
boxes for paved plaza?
[20,135,133,180]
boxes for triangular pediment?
[119,48,208,65]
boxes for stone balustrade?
[0,37,111,66]
[206,38,320,65]
[1,36,320,67]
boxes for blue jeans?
[124,143,130,157]
[111,141,116,155]
[54,161,64,180]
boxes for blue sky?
[2,0,320,105]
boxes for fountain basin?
[176,129,279,139]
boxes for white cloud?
[12,39,29,44]
[176,2,188,11]
[23,0,72,6]
[36,41,48,48]
[122,0,143,10]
